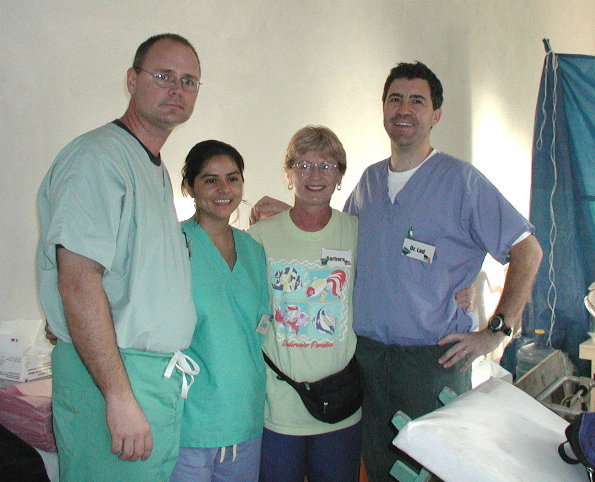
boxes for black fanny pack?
[263,351,363,424]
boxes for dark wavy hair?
[382,61,443,110]
[182,140,245,193]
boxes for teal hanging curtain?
[524,47,595,374]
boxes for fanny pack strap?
[262,351,303,390]
[164,351,200,399]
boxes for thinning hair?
[132,33,200,70]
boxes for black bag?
[263,352,363,424]
[558,412,595,481]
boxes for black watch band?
[488,314,512,336]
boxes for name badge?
[256,314,272,335]
[321,248,352,267]
[402,238,436,264]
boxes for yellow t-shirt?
[248,209,360,435]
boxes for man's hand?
[437,329,504,372]
[455,284,476,313]
[106,394,153,461]
[249,196,291,225]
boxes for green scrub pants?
[52,341,185,481]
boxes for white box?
[0,319,53,386]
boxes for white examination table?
[392,377,586,481]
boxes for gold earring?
[337,183,341,191]
[288,181,293,190]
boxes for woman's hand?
[455,284,476,312]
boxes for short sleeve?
[40,139,126,271]
[465,169,533,264]
[343,189,359,216]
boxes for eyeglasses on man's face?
[137,68,201,93]
[291,161,339,176]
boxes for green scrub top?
[180,220,269,447]
[37,123,196,352]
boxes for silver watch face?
[489,316,504,331]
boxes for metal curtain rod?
[542,38,552,53]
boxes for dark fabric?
[0,423,49,481]
[356,336,471,481]
[525,52,595,374]
[259,424,361,482]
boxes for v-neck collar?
[186,220,239,273]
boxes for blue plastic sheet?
[523,52,595,374]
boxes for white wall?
[1,0,593,321]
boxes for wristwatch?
[487,314,512,336]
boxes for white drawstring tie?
[163,351,200,399]
[219,444,238,463]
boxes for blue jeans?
[259,423,361,482]
[171,435,262,482]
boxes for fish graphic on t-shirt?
[272,266,302,293]
[274,304,309,334]
[306,270,346,298]
[314,307,336,335]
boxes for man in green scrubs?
[37,33,201,481]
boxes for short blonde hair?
[284,125,347,175]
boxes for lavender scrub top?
[344,152,533,346]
